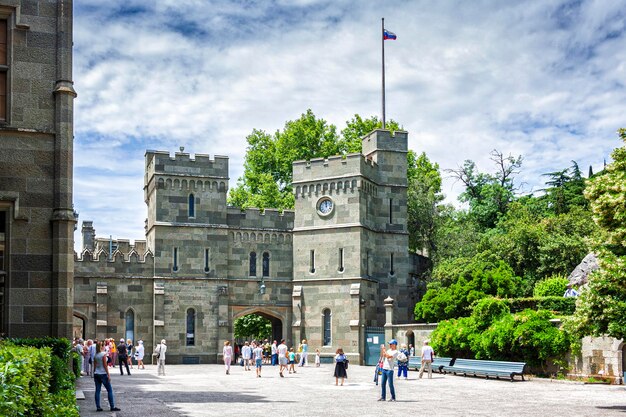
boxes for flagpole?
[382,17,386,129]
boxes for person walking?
[126,339,134,369]
[271,340,278,366]
[419,340,435,379]
[378,339,398,402]
[93,341,121,412]
[223,340,233,374]
[397,343,409,380]
[409,344,415,357]
[241,341,252,371]
[298,339,308,367]
[135,340,145,369]
[288,348,297,374]
[155,339,167,376]
[116,338,131,375]
[315,349,321,367]
[88,339,96,376]
[253,342,264,378]
[334,348,348,386]
[277,339,288,377]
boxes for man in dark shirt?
[117,338,131,375]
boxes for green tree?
[448,150,523,229]
[541,161,587,214]
[571,129,626,339]
[233,314,272,340]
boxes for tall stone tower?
[0,0,76,337]
[291,129,410,363]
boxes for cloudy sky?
[72,0,626,250]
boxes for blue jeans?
[380,369,396,400]
[397,363,408,378]
[94,373,115,410]
[271,353,278,366]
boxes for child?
[288,347,297,374]
[315,349,321,367]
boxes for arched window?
[249,252,256,277]
[186,308,195,346]
[188,194,195,218]
[322,309,331,346]
[125,309,135,343]
[262,252,270,277]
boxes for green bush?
[71,351,81,379]
[470,297,510,330]
[505,296,575,315]
[430,317,475,358]
[533,275,569,297]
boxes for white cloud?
[72,0,626,250]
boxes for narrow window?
[173,247,179,272]
[338,248,344,273]
[186,308,195,346]
[390,253,395,275]
[188,194,195,218]
[204,248,210,273]
[366,250,370,277]
[262,252,270,277]
[389,198,393,223]
[125,310,135,343]
[323,309,331,346]
[310,250,315,273]
[249,252,256,276]
[0,20,7,122]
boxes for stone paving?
[76,363,626,417]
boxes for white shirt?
[223,345,233,358]
[271,343,277,355]
[253,347,264,361]
[242,345,252,359]
[421,345,434,361]
[277,343,288,357]
[383,348,398,370]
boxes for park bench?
[407,356,453,373]
[443,358,527,381]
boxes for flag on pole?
[383,29,397,40]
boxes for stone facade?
[74,130,422,363]
[0,0,76,338]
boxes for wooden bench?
[444,358,526,381]
[407,356,453,373]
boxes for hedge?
[505,296,576,315]
[0,338,79,417]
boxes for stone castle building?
[0,0,76,338]
[74,130,423,364]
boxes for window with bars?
[186,308,195,346]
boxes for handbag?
[344,358,349,369]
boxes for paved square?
[77,363,626,416]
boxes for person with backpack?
[397,343,409,380]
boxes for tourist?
[104,339,112,367]
[126,339,134,369]
[89,339,97,376]
[271,340,278,366]
[315,348,321,367]
[288,347,297,373]
[155,339,167,376]
[242,341,252,371]
[75,339,84,373]
[298,339,308,367]
[94,340,121,412]
[419,340,435,379]
[409,344,415,357]
[378,339,398,402]
[116,338,131,375]
[223,340,233,375]
[253,342,264,378]
[135,340,145,369]
[110,338,117,368]
[82,340,90,375]
[264,340,271,364]
[397,344,409,380]
[277,339,288,377]
[334,348,348,386]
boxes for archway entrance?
[405,330,415,354]
[234,312,282,343]
[73,314,85,339]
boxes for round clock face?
[318,198,334,215]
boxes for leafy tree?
[571,129,626,339]
[233,314,272,340]
[414,258,522,322]
[541,161,587,214]
[430,207,483,264]
[407,151,444,254]
[448,150,523,229]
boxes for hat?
[120,338,125,342]
[389,339,398,345]
[161,339,166,344]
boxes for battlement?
[361,129,408,156]
[292,153,379,184]
[145,150,229,179]
[227,207,295,230]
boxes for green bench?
[407,356,453,373]
[444,358,527,381]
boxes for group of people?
[73,337,147,377]
[226,339,321,378]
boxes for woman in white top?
[155,339,167,376]
[135,340,145,369]
[223,340,233,374]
